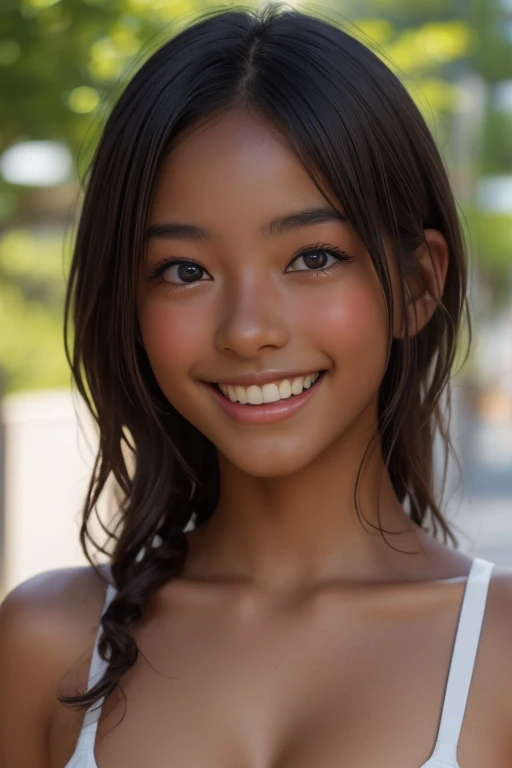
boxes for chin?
[218,444,323,478]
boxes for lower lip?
[203,372,326,425]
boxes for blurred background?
[0,0,511,598]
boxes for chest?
[54,584,509,768]
[100,591,505,767]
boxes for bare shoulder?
[480,566,512,718]
[487,565,512,627]
[0,565,110,768]
[0,564,110,670]
[0,563,109,635]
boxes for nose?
[214,274,290,358]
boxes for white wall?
[1,389,96,597]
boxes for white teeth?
[291,377,304,395]
[278,380,292,399]
[217,371,322,405]
[247,385,263,405]
[262,383,280,403]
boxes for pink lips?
[204,372,325,425]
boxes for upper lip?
[205,370,324,387]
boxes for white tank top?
[64,557,495,768]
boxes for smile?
[217,371,322,404]
[205,371,326,425]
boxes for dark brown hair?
[62,3,469,712]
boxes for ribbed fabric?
[64,557,495,768]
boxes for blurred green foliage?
[465,206,512,301]
[1,0,512,392]
[0,229,70,391]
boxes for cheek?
[137,298,205,386]
[302,275,389,375]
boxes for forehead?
[148,111,334,238]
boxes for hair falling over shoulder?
[61,3,469,713]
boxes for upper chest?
[51,579,511,768]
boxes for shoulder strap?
[72,576,117,758]
[433,557,494,754]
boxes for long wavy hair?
[62,3,469,712]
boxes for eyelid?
[286,242,353,270]
[147,256,212,282]
[147,242,353,285]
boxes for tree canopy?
[1,0,511,392]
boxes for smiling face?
[137,110,392,477]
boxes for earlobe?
[395,228,449,340]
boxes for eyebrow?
[145,205,347,242]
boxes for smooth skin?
[1,110,512,768]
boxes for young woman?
[1,4,511,767]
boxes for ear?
[394,228,449,340]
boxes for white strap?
[73,580,117,755]
[434,557,494,749]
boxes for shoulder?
[472,564,512,653]
[0,565,111,768]
[0,562,111,632]
[487,565,512,625]
[0,563,112,686]
[479,566,512,719]
[0,564,111,670]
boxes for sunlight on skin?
[137,109,449,591]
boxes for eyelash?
[147,242,353,289]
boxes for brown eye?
[165,263,205,283]
[287,246,350,272]
[302,251,329,269]
[148,259,211,285]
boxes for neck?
[183,408,430,593]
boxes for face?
[137,110,391,477]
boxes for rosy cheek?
[303,275,388,354]
[138,299,204,378]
